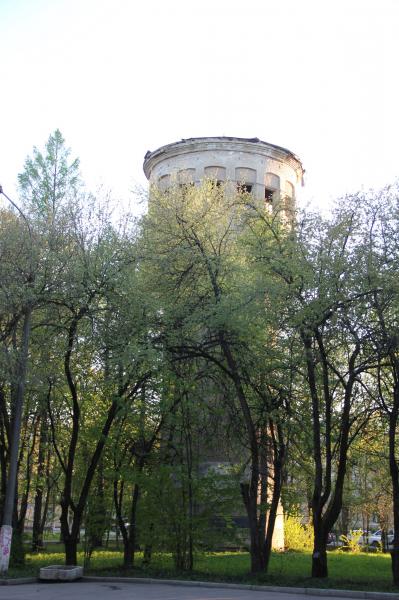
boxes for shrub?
[339,530,363,553]
[284,515,313,552]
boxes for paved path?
[0,581,354,600]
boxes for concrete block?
[39,565,83,581]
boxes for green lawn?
[3,546,397,593]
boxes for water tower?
[143,136,304,213]
[143,137,304,550]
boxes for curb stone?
[82,576,399,599]
[1,574,398,599]
[0,577,37,585]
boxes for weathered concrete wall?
[143,137,303,209]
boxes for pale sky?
[1,0,398,214]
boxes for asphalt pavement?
[0,581,368,600]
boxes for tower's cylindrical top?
[143,136,304,204]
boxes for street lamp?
[0,186,33,574]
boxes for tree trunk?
[340,505,349,537]
[32,489,44,552]
[312,522,328,578]
[262,421,285,571]
[64,537,78,565]
[123,540,133,569]
[263,473,282,572]
[220,336,269,573]
[124,481,140,569]
[250,541,265,572]
[389,404,399,585]
[391,548,399,587]
[33,398,50,552]
[241,482,264,572]
[113,478,129,566]
[32,417,47,551]
[0,386,9,523]
[142,524,153,566]
[17,422,36,537]
[0,307,31,574]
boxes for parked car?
[368,529,394,548]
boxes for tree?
[248,198,376,577]
[43,203,154,564]
[110,375,165,569]
[358,185,399,584]
[141,182,291,573]
[18,129,80,219]
[0,201,35,572]
[0,130,81,571]
[1,131,154,568]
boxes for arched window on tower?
[264,173,280,211]
[204,166,226,186]
[285,181,295,200]
[177,169,196,197]
[283,181,295,217]
[158,174,171,191]
[235,167,256,194]
[178,168,195,185]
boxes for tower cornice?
[143,137,304,183]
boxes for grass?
[3,545,398,593]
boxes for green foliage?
[284,516,313,552]
[5,129,399,586]
[84,485,109,564]
[18,129,80,218]
[136,463,241,569]
[9,531,25,567]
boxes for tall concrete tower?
[143,137,304,551]
[143,136,304,212]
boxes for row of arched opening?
[157,166,295,205]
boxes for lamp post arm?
[0,185,33,239]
